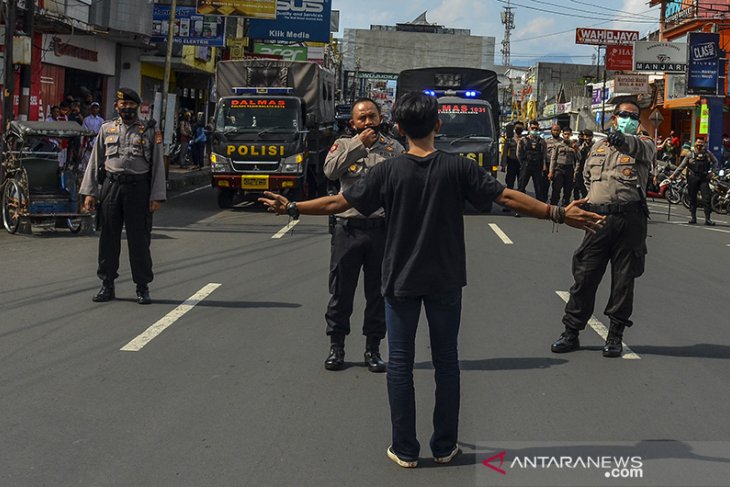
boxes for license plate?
[241,175,269,190]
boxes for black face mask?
[355,124,380,135]
[515,127,524,135]
[119,107,138,122]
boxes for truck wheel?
[217,188,234,209]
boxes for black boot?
[705,213,716,226]
[364,337,386,373]
[551,329,580,353]
[603,324,624,358]
[92,281,115,302]
[325,345,345,371]
[136,285,151,305]
[688,211,697,224]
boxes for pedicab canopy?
[7,121,94,138]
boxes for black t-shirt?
[343,150,505,297]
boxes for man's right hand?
[82,196,96,213]
[357,128,378,148]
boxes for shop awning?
[139,56,213,75]
[663,96,700,109]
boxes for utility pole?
[500,0,514,67]
[18,0,33,121]
[3,0,17,129]
[160,0,177,166]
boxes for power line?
[495,0,659,23]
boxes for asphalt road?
[1,181,729,487]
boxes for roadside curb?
[167,168,211,193]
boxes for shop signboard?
[151,6,225,47]
[699,103,709,135]
[614,74,650,94]
[247,0,332,43]
[606,45,633,71]
[575,28,639,46]
[687,32,720,96]
[196,0,277,18]
[253,43,308,61]
[664,0,697,25]
[41,35,116,76]
[633,41,687,72]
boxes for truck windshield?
[216,98,301,132]
[437,103,493,138]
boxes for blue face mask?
[616,116,639,135]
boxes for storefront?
[40,34,116,118]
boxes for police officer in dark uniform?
[501,123,521,190]
[551,100,655,358]
[517,120,547,201]
[573,129,593,200]
[548,126,579,206]
[322,98,405,372]
[671,137,718,226]
[80,88,166,304]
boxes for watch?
[286,201,300,220]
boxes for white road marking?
[168,185,208,200]
[555,291,640,360]
[120,283,222,352]
[272,219,299,239]
[488,223,513,244]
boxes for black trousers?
[505,158,520,189]
[518,164,545,201]
[563,210,647,331]
[325,222,386,342]
[687,174,712,216]
[573,172,588,200]
[550,166,574,206]
[540,169,550,202]
[97,177,153,286]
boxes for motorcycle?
[647,161,677,201]
[709,170,730,215]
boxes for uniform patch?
[348,164,359,173]
[386,145,393,151]
[619,156,631,163]
[622,167,634,177]
[596,147,606,153]
[379,136,385,143]
[330,143,339,153]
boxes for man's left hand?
[258,191,290,215]
[149,201,162,213]
[563,198,606,234]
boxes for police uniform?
[553,133,655,357]
[501,134,520,189]
[574,138,592,200]
[80,89,166,302]
[549,139,579,206]
[544,136,562,202]
[322,132,404,370]
[517,134,547,201]
[672,149,718,224]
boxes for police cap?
[116,88,141,105]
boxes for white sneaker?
[387,446,418,468]
[434,446,460,464]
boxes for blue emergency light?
[232,87,295,95]
[422,89,481,98]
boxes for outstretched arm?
[258,191,352,216]
[495,189,605,233]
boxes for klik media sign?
[575,28,639,46]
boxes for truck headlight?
[281,153,304,173]
[210,153,232,172]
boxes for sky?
[331,0,661,66]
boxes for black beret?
[116,88,141,105]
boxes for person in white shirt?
[82,102,104,135]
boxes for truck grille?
[231,161,280,172]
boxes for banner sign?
[664,0,697,25]
[253,43,308,61]
[247,0,332,43]
[633,41,687,72]
[575,28,639,46]
[687,32,720,95]
[699,103,709,134]
[196,0,277,18]
[606,44,633,71]
[614,74,650,94]
[151,6,224,47]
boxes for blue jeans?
[384,288,462,461]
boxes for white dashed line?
[120,283,222,352]
[272,219,299,239]
[555,291,640,360]
[488,223,513,244]
[168,185,208,200]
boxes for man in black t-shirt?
[259,92,604,468]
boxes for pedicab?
[0,121,95,234]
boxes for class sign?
[575,28,639,46]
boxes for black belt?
[336,217,385,229]
[583,201,643,215]
[107,172,150,184]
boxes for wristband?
[286,201,300,220]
